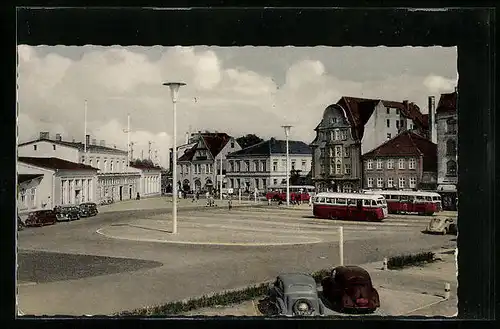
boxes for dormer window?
[330,117,337,124]
[53,145,56,150]
[231,141,235,148]
[33,145,37,151]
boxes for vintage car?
[267,273,324,317]
[425,217,457,235]
[79,202,99,217]
[25,210,57,227]
[321,266,380,313]
[55,206,81,221]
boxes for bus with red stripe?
[265,185,315,202]
[362,190,442,215]
[312,192,388,221]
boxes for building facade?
[310,97,429,193]
[436,90,458,210]
[176,131,242,193]
[130,163,162,197]
[18,157,98,213]
[226,138,312,193]
[18,132,162,202]
[361,131,437,191]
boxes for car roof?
[334,266,371,280]
[278,273,316,288]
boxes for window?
[97,159,100,170]
[330,117,337,124]
[231,141,235,148]
[104,160,107,171]
[341,130,347,140]
[376,159,383,170]
[110,161,114,172]
[291,161,296,170]
[367,177,374,188]
[320,164,325,174]
[396,109,399,114]
[228,161,233,172]
[344,147,350,157]
[396,120,400,129]
[377,178,384,188]
[254,160,259,172]
[245,161,250,172]
[446,139,457,156]
[367,159,373,170]
[344,163,351,175]
[273,179,278,185]
[33,145,37,151]
[398,158,405,169]
[386,119,390,128]
[398,177,405,188]
[343,184,353,193]
[387,159,394,169]
[201,164,206,174]
[330,131,335,141]
[409,177,417,188]
[320,148,325,158]
[230,178,234,188]
[446,160,457,176]
[386,107,390,114]
[273,161,278,171]
[387,177,394,188]
[262,179,267,188]
[446,119,457,134]
[53,145,56,150]
[335,163,342,174]
[261,161,266,171]
[335,146,342,157]
[30,187,36,207]
[255,179,259,188]
[336,198,347,205]
[334,129,340,141]
[387,133,392,139]
[89,159,93,167]
[410,123,414,130]
[301,160,306,171]
[409,158,416,170]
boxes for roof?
[19,157,98,171]
[362,131,437,172]
[200,132,232,157]
[334,97,428,140]
[278,273,316,289]
[314,192,385,200]
[18,138,127,155]
[18,174,43,184]
[228,138,312,157]
[129,162,162,170]
[436,91,457,114]
[178,144,198,162]
[334,266,372,281]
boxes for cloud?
[17,46,457,168]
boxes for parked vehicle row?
[362,190,442,215]
[312,192,388,222]
[267,265,380,316]
[19,202,99,228]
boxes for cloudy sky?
[17,45,457,168]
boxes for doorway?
[75,190,81,204]
[119,186,123,201]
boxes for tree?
[236,134,264,149]
[132,158,155,167]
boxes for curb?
[100,203,269,214]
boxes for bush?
[387,252,436,269]
[311,268,331,283]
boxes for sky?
[17,45,457,168]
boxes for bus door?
[399,195,409,213]
[347,198,363,220]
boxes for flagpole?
[84,100,87,153]
[127,113,130,170]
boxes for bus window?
[376,200,383,205]
[416,195,424,200]
[363,199,371,206]
[357,199,363,209]
[337,198,347,205]
[400,195,408,201]
[325,198,333,204]
[432,196,440,201]
[372,200,378,206]
[425,196,432,201]
[348,199,357,206]
[316,197,325,203]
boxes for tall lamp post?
[163,82,186,234]
[282,125,293,206]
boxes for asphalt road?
[17,206,457,315]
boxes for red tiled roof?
[436,91,457,113]
[362,131,437,172]
[19,157,98,171]
[336,97,428,140]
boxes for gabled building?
[435,89,458,210]
[361,131,437,191]
[176,131,242,193]
[310,97,429,192]
[18,157,98,213]
[226,138,312,193]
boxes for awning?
[437,184,457,192]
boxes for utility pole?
[155,149,158,165]
[130,142,135,161]
[84,100,88,153]
[141,149,144,160]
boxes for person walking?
[228,195,233,210]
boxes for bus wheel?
[329,213,335,220]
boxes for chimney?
[39,131,50,140]
[100,140,105,147]
[92,138,97,145]
[85,134,90,147]
[55,133,62,142]
[428,96,437,144]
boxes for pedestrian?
[267,197,272,206]
[228,195,233,210]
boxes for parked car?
[25,210,57,227]
[321,266,380,313]
[55,206,80,221]
[267,273,324,317]
[79,202,98,217]
[18,215,25,231]
[425,217,457,235]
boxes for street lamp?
[282,125,293,206]
[163,82,186,234]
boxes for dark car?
[55,206,80,221]
[25,210,57,227]
[79,202,98,217]
[321,265,380,313]
[18,215,25,230]
[267,273,324,317]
